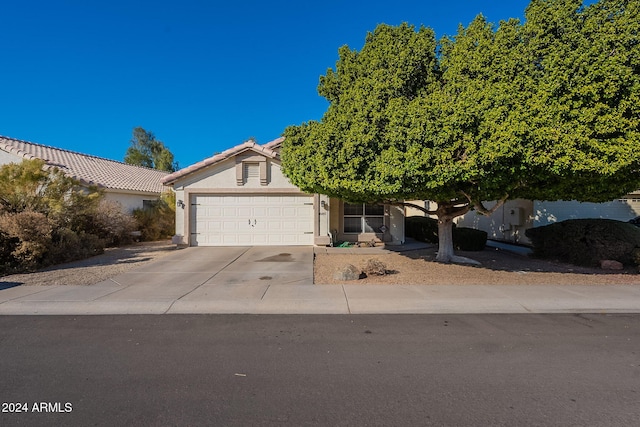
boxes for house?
[0,135,169,212]
[454,195,640,245]
[161,137,405,246]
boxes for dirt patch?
[0,241,177,286]
[314,246,640,285]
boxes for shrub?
[0,159,138,273]
[0,229,19,275]
[45,228,105,266]
[133,192,175,241]
[48,188,103,235]
[453,227,488,251]
[405,216,444,244]
[525,219,640,266]
[0,211,53,270]
[93,200,137,246]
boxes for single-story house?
[415,195,640,245]
[0,135,169,212]
[161,137,406,247]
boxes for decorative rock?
[600,259,624,270]
[333,264,364,281]
[363,259,387,276]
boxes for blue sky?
[2,0,535,168]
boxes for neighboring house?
[452,195,640,245]
[161,137,405,247]
[0,135,168,212]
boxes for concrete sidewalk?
[1,280,640,315]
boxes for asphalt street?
[1,314,638,426]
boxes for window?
[343,203,385,233]
[142,199,158,210]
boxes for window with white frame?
[343,203,385,233]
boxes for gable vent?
[244,162,260,183]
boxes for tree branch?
[460,191,509,216]
[383,201,438,215]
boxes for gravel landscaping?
[314,245,640,286]
[0,241,177,286]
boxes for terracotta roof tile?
[161,137,283,185]
[0,135,168,194]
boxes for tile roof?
[161,137,284,185]
[0,135,168,194]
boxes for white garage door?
[190,195,314,246]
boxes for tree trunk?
[435,215,455,263]
[433,201,480,265]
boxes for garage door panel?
[254,207,268,217]
[190,195,314,246]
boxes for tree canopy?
[124,127,178,172]
[281,0,640,262]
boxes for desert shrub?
[0,158,76,215]
[0,229,19,275]
[49,188,103,234]
[453,227,487,251]
[363,259,387,276]
[0,159,139,273]
[0,211,53,270]
[92,200,137,246]
[525,219,640,266]
[405,216,445,244]
[133,192,175,241]
[45,228,105,265]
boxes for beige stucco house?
[0,135,169,212]
[161,138,405,247]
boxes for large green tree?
[124,127,178,172]
[282,0,640,262]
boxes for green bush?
[132,192,175,241]
[405,216,444,244]
[453,227,488,251]
[525,219,640,266]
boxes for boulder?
[333,264,364,281]
[600,259,624,270]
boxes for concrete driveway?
[0,246,349,315]
[114,245,313,285]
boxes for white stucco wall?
[455,199,534,244]
[104,191,159,213]
[0,150,23,165]
[534,199,640,226]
